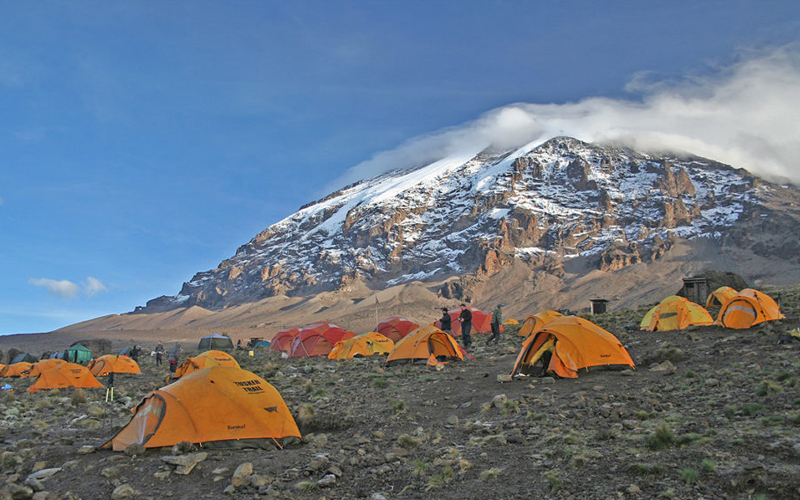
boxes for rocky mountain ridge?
[138,137,800,313]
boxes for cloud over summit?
[336,47,800,188]
[29,277,108,299]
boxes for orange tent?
[102,366,301,451]
[510,316,635,379]
[88,355,142,376]
[27,363,104,393]
[287,322,355,358]
[386,325,464,366]
[375,317,419,343]
[270,328,299,352]
[21,358,68,378]
[705,286,738,309]
[435,307,492,336]
[328,332,394,360]
[640,296,714,332]
[716,288,785,329]
[1,362,34,378]
[517,310,564,337]
[172,350,240,380]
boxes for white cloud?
[29,276,109,299]
[29,278,80,299]
[84,277,108,297]
[334,46,800,187]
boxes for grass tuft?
[646,422,675,450]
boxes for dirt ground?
[1,292,800,500]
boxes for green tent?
[198,333,234,351]
[67,343,92,363]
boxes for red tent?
[270,328,300,352]
[375,317,419,343]
[287,322,355,358]
[435,307,493,336]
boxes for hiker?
[129,345,141,363]
[167,343,183,378]
[458,304,473,349]
[237,339,243,350]
[439,308,452,334]
[105,371,115,402]
[487,303,504,345]
[154,341,164,366]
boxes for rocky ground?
[1,287,800,500]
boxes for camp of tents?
[639,288,784,332]
[0,274,788,460]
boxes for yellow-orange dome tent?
[1,362,34,378]
[386,325,464,366]
[88,355,142,376]
[171,350,240,381]
[640,296,714,331]
[517,310,564,337]
[716,288,784,329]
[511,316,635,379]
[27,363,104,393]
[328,332,394,360]
[102,366,301,451]
[705,286,738,309]
[21,358,67,378]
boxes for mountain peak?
[138,137,800,313]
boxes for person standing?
[439,308,452,334]
[129,345,141,363]
[487,303,504,345]
[154,341,165,367]
[167,343,183,379]
[459,304,473,349]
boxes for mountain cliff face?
[139,137,800,312]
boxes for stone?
[212,467,230,475]
[649,360,676,372]
[541,377,556,384]
[123,443,146,457]
[154,471,171,479]
[445,415,459,426]
[223,485,236,495]
[76,446,95,455]
[491,394,508,408]
[31,463,46,473]
[100,466,125,479]
[628,484,642,494]
[26,469,61,483]
[372,494,388,500]
[248,475,270,488]
[32,492,54,500]
[160,452,207,475]
[110,484,136,500]
[170,441,195,455]
[231,462,254,487]
[496,374,512,383]
[705,378,720,387]
[4,483,34,499]
[317,474,336,487]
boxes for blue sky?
[2,1,800,335]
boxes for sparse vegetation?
[646,422,675,450]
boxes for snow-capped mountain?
[139,137,800,312]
